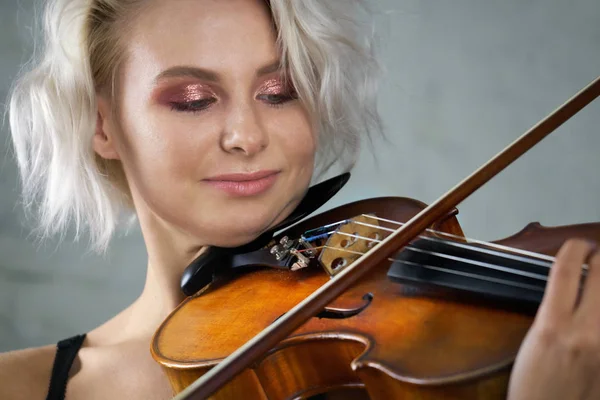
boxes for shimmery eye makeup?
[169,98,216,113]
[161,84,215,103]
[256,77,298,106]
[158,83,217,113]
[258,78,286,96]
[155,77,297,113]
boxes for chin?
[208,234,263,248]
[182,211,276,248]
[212,204,298,247]
[177,185,305,248]
[201,223,273,248]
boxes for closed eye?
[257,92,298,107]
[169,98,217,113]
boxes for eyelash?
[169,91,298,114]
[257,93,298,108]
[169,98,216,113]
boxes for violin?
[151,75,600,399]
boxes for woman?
[1,0,599,399]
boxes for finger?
[538,239,596,321]
[575,249,600,323]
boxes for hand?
[508,239,600,400]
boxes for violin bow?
[174,74,600,399]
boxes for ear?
[93,96,121,160]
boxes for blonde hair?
[8,0,382,252]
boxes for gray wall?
[1,0,599,352]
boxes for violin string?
[361,214,556,263]
[348,220,554,269]
[302,223,554,272]
[303,244,546,290]
[349,219,587,272]
[305,232,549,282]
[393,260,545,292]
[355,232,548,280]
[299,217,590,283]
[301,216,557,268]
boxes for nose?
[220,101,269,156]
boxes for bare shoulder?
[0,344,56,400]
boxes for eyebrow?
[154,66,219,83]
[256,61,281,76]
[153,61,282,84]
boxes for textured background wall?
[1,0,599,352]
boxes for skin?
[0,1,315,398]
[508,240,600,399]
[0,1,599,399]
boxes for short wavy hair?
[8,0,382,252]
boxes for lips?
[205,170,279,182]
[203,170,280,196]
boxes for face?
[98,0,316,247]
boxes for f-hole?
[316,293,374,320]
[272,293,374,323]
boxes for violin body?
[152,197,600,399]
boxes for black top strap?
[46,334,86,400]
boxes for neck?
[91,206,207,344]
[137,254,193,322]
[134,210,206,329]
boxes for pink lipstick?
[203,170,279,196]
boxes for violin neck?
[387,236,552,311]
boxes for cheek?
[271,108,317,164]
[116,106,218,190]
[115,64,218,187]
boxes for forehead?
[124,0,278,77]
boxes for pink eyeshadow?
[258,78,285,95]
[159,84,215,103]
